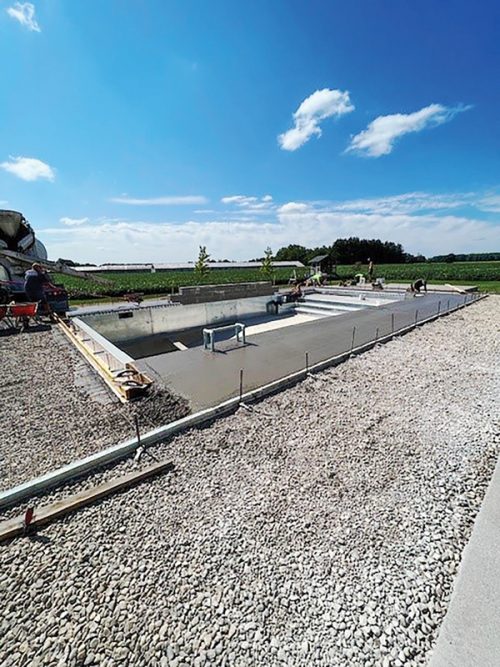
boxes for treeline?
[428,252,500,263]
[273,239,500,265]
[274,238,418,265]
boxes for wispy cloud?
[347,103,471,157]
[6,2,40,32]
[221,195,258,206]
[40,188,499,264]
[110,195,208,205]
[477,194,500,213]
[327,191,474,215]
[221,194,275,215]
[278,88,354,151]
[60,217,89,226]
[0,156,54,181]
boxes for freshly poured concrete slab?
[430,457,500,667]
[137,292,466,412]
[244,312,316,335]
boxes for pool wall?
[77,295,278,344]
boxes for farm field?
[56,261,500,301]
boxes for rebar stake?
[134,414,141,447]
[239,368,244,403]
[351,326,356,352]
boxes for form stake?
[134,415,141,447]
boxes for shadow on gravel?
[0,323,52,337]
[28,532,51,545]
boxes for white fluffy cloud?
[6,2,40,32]
[60,217,89,226]
[347,104,470,157]
[277,202,309,214]
[278,88,354,151]
[0,156,55,181]
[110,195,208,205]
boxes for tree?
[275,244,309,264]
[194,245,211,279]
[260,247,274,282]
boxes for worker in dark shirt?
[24,263,53,314]
[411,278,427,294]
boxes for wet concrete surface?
[137,292,467,412]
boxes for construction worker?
[24,263,54,316]
[367,258,374,281]
[410,278,427,294]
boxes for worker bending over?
[410,278,427,294]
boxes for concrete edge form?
[0,461,174,542]
[0,293,485,510]
[429,454,500,667]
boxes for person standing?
[367,258,374,281]
[24,263,54,314]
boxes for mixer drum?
[0,209,47,258]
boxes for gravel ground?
[0,326,189,491]
[0,298,499,667]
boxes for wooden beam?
[0,460,173,542]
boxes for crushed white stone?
[0,326,188,490]
[0,297,498,667]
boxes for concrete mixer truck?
[0,209,107,314]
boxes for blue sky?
[1,0,499,263]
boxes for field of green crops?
[55,261,500,300]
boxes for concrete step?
[298,299,354,312]
[301,297,366,311]
[295,306,337,318]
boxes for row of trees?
[429,252,500,263]
[274,238,414,265]
[194,240,500,278]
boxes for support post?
[415,309,419,325]
[134,415,141,447]
[305,351,309,375]
[391,313,395,334]
[239,369,244,403]
[437,300,441,315]
[447,299,450,312]
[375,327,379,342]
[351,326,356,351]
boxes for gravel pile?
[0,298,498,667]
[0,326,189,490]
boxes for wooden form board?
[0,460,173,543]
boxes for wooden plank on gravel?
[0,460,173,542]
